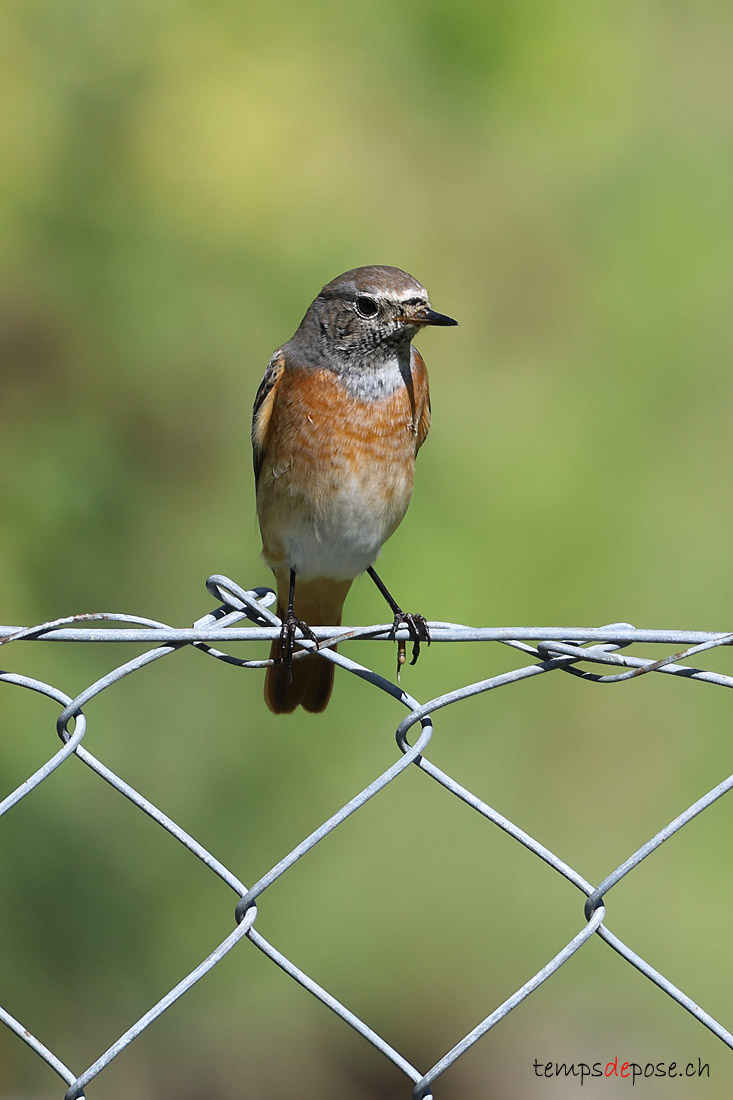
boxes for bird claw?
[279,611,318,683]
[390,612,430,680]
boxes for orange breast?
[256,362,429,581]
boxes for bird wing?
[411,348,432,453]
[251,349,286,485]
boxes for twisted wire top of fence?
[1,573,732,1099]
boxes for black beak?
[398,306,458,327]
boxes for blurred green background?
[2,1,733,1097]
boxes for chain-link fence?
[1,573,732,1098]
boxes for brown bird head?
[289,265,457,366]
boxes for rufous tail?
[264,577,352,714]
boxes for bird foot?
[279,611,318,683]
[389,612,430,680]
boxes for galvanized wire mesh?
[1,573,732,1098]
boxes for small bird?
[252,265,457,713]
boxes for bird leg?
[279,567,317,683]
[366,566,430,679]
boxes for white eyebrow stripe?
[381,288,428,303]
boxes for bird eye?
[355,295,379,318]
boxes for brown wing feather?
[411,348,431,453]
[251,351,286,485]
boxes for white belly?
[276,468,412,581]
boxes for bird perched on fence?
[252,265,457,714]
